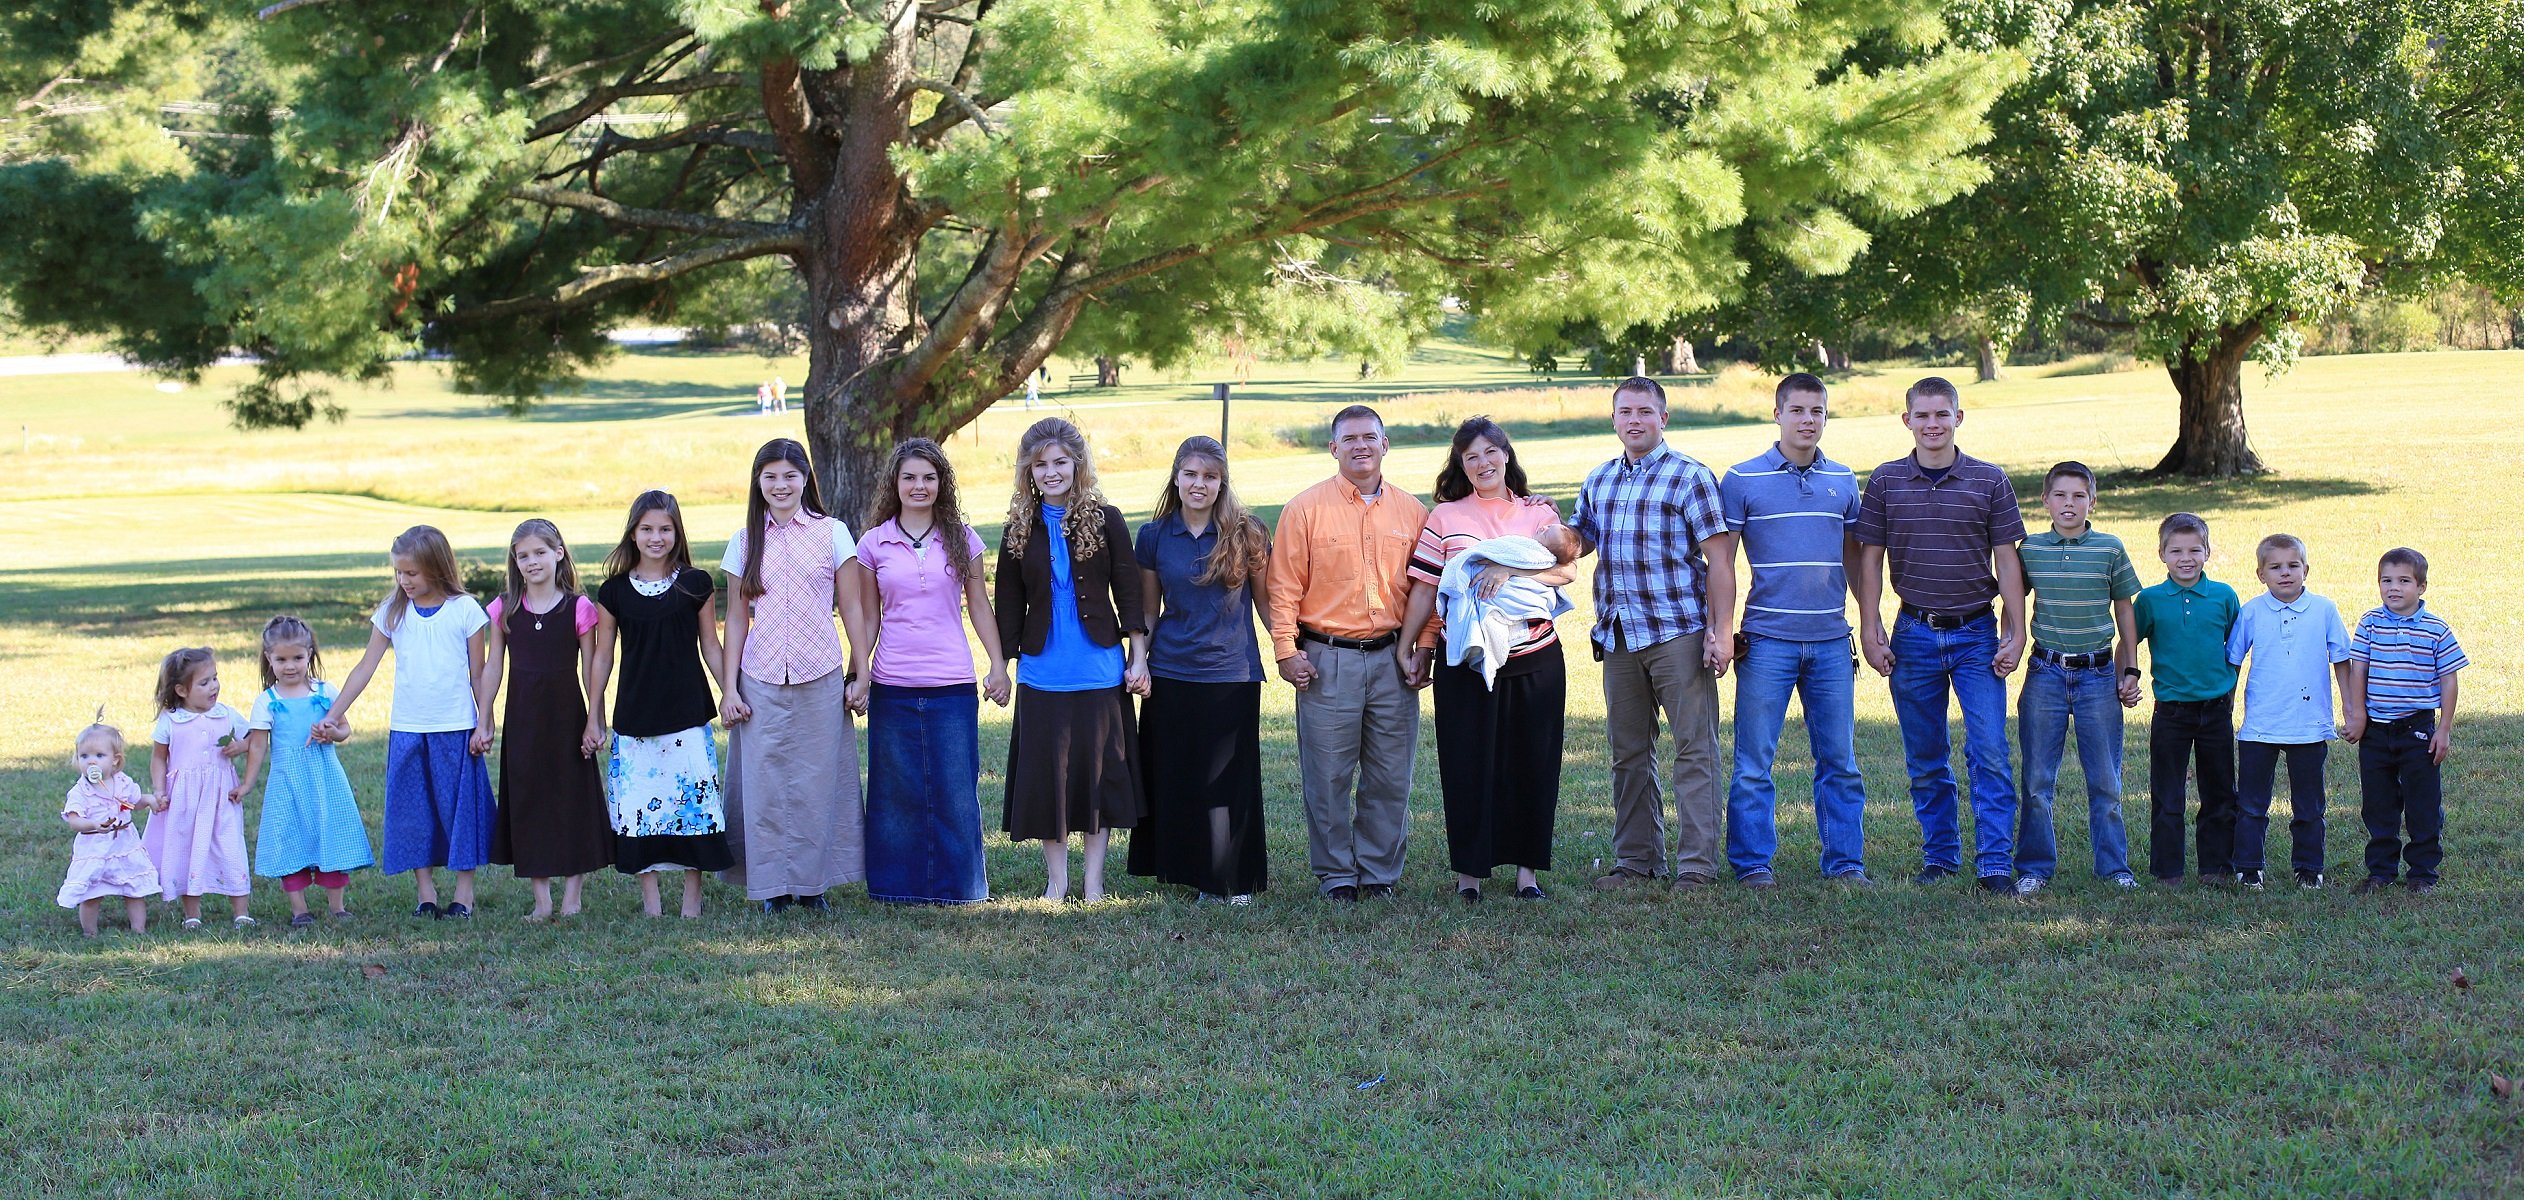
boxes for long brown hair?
[500,518,581,628]
[1152,436,1268,589]
[1432,416,1531,503]
[154,647,217,714]
[1004,417,1109,559]
[381,525,465,632]
[737,438,828,600]
[867,439,983,581]
[258,615,325,690]
[604,489,695,581]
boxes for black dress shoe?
[760,896,794,914]
[1976,875,2015,895]
[1914,865,1957,886]
[794,893,830,912]
[1325,885,1360,903]
[1456,885,1482,904]
[1515,885,1547,901]
[1360,883,1395,900]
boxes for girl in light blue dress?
[241,615,374,927]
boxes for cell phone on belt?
[1733,632,1748,664]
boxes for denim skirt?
[866,682,987,904]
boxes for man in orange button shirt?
[1268,405,1430,902]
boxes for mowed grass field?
[2,343,2520,1197]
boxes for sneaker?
[442,902,472,920]
[2294,870,2325,890]
[2350,877,2395,895]
[232,915,258,927]
[413,902,440,919]
[1914,865,1958,886]
[288,913,317,929]
[1829,870,1876,888]
[2407,879,2438,896]
[1740,870,1778,889]
[2237,870,2265,892]
[180,917,203,930]
[1225,894,1254,907]
[2013,875,2048,896]
[1977,875,2015,895]
[2109,873,2141,891]
[1325,885,1360,903]
[1196,892,1226,905]
[1592,868,1652,892]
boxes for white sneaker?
[1226,894,1254,907]
[2014,875,2048,896]
[232,915,258,927]
[2110,873,2141,891]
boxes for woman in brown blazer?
[994,417,1150,902]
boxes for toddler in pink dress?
[60,721,160,936]
[143,648,255,929]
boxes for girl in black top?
[587,490,737,917]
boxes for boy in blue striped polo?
[2344,547,2467,894]
[2011,462,2144,894]
[2223,533,2352,891]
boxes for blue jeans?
[2012,659,2131,880]
[1888,612,2017,878]
[1726,634,1867,878]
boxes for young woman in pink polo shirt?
[718,438,870,913]
[844,440,1010,905]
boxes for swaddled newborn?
[1434,525,1579,687]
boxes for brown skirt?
[1003,684,1143,840]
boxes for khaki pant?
[1292,642,1420,892]
[1602,633,1722,881]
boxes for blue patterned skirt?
[606,725,735,874]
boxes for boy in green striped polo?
[2011,462,2144,894]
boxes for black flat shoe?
[1456,886,1481,904]
[793,894,830,912]
[442,902,472,920]
[1515,885,1547,901]
[414,901,440,919]
[760,896,794,914]
[1325,885,1359,903]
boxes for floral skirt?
[606,725,735,875]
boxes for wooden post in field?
[1214,382,1231,446]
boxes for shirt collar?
[2046,524,2091,545]
[1618,443,1677,473]
[762,507,818,530]
[1765,443,1829,473]
[2376,601,2429,624]
[2265,590,2310,612]
[1159,511,1212,539]
[2167,576,2212,595]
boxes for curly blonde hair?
[1004,418,1108,559]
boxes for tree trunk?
[1826,344,1850,372]
[1811,338,1829,368]
[1095,355,1121,387]
[1975,334,2003,382]
[2151,323,2267,478]
[1667,336,1698,375]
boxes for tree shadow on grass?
[1971,470,2387,520]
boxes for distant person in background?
[1396,417,1572,903]
[756,382,772,415]
[1712,373,1870,888]
[1024,371,1041,409]
[995,418,1149,902]
[1130,436,1273,904]
[1852,376,2027,895]
[1268,405,1426,903]
[1569,377,1733,892]
[848,439,1009,906]
[772,376,789,413]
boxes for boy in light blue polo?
[1715,373,1868,886]
[2224,533,2351,891]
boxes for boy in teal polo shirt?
[2132,513,2242,884]
[2011,462,2145,894]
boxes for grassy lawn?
[2,346,2520,1196]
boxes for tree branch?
[527,32,690,91]
[443,231,805,324]
[508,184,798,240]
[255,0,334,18]
[902,77,995,137]
[525,73,750,142]
[536,125,781,182]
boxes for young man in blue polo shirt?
[1852,377,2028,895]
[1712,373,1869,886]
[2344,547,2468,894]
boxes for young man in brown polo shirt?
[1852,377,2029,894]
[1267,405,1429,901]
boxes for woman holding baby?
[1397,417,1575,902]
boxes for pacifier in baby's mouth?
[83,764,104,786]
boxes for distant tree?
[0,1,2017,514]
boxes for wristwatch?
[2123,667,2142,679]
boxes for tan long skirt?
[721,668,864,899]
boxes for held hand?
[151,795,169,814]
[2340,717,2365,745]
[1277,654,1315,692]
[721,691,753,725]
[1124,662,1152,698]
[467,725,494,756]
[2118,677,2143,708]
[982,666,1012,708]
[1990,633,2023,677]
[2431,727,2452,765]
[309,715,343,745]
[1473,565,1513,601]
[220,738,249,760]
[581,718,605,759]
[226,783,247,805]
[1861,630,1895,677]
[845,677,872,716]
[1702,628,1731,678]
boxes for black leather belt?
[2032,645,2111,670]
[1299,627,1399,652]
[2372,709,2437,730]
[1899,603,1992,631]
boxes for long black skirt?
[1003,684,1143,841]
[1127,678,1268,896]
[1432,640,1566,877]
